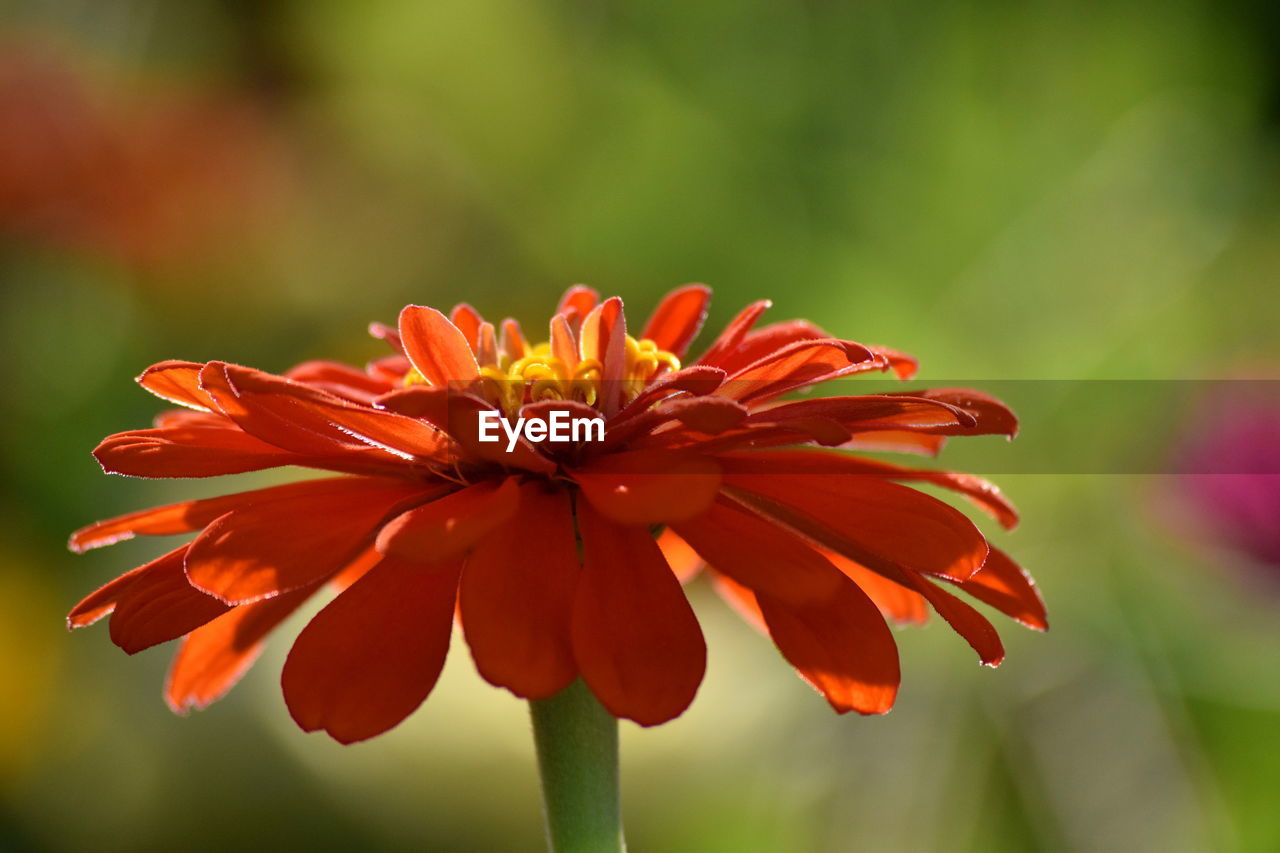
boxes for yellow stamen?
[466,334,679,414]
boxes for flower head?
[69,284,1045,743]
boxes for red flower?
[69,285,1045,743]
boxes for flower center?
[406,336,680,414]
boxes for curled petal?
[199,362,366,456]
[612,366,727,422]
[605,397,747,449]
[868,346,918,379]
[68,561,153,628]
[717,449,1018,530]
[883,388,1018,438]
[709,319,825,376]
[137,360,215,411]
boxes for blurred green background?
[2,0,1279,850]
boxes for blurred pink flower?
[1176,389,1280,572]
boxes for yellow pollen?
[408,335,680,414]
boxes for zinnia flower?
[69,285,1046,743]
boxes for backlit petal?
[398,304,481,386]
[137,360,215,411]
[946,547,1047,630]
[186,478,429,603]
[166,584,316,713]
[672,497,844,604]
[901,569,1006,666]
[757,574,900,715]
[109,546,230,654]
[641,284,710,359]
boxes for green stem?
[529,679,625,853]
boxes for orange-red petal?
[572,501,705,726]
[398,305,481,386]
[579,296,627,415]
[166,584,317,713]
[186,478,428,603]
[69,477,402,553]
[719,339,876,404]
[376,478,520,563]
[574,449,721,525]
[557,285,599,324]
[717,448,1019,530]
[137,360,216,411]
[92,426,301,479]
[449,303,484,353]
[657,528,703,583]
[946,547,1047,630]
[460,484,579,698]
[283,359,395,404]
[721,456,989,582]
[224,364,450,460]
[756,574,901,715]
[672,497,844,605]
[282,555,461,743]
[109,546,230,654]
[823,550,929,625]
[901,569,1006,666]
[68,561,153,628]
[641,284,710,359]
[697,299,771,367]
